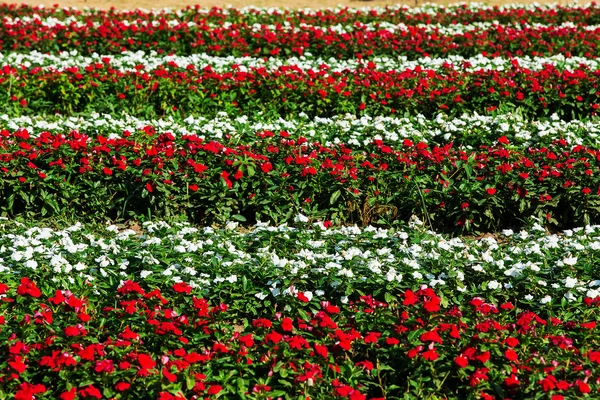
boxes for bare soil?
[11,0,576,12]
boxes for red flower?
[498,136,510,145]
[64,326,81,337]
[577,381,591,394]
[386,337,399,346]
[261,162,273,173]
[163,368,177,383]
[59,388,77,400]
[145,182,153,192]
[221,171,233,189]
[504,374,520,387]
[208,385,222,395]
[422,349,439,361]
[189,184,199,192]
[102,167,113,175]
[538,376,556,391]
[297,292,309,302]
[118,326,139,341]
[138,354,156,370]
[82,385,102,399]
[505,349,519,361]
[407,346,423,358]
[454,355,468,368]
[364,332,381,344]
[173,282,192,294]
[486,187,496,195]
[14,383,46,400]
[403,289,419,306]
[252,318,272,329]
[9,357,26,373]
[581,321,596,329]
[0,282,8,295]
[423,296,441,313]
[476,351,490,364]
[265,330,283,344]
[314,343,328,358]
[281,317,294,332]
[115,382,130,392]
[16,278,41,298]
[420,330,443,344]
[239,334,254,347]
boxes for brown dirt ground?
[10,0,577,12]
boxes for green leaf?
[231,214,246,222]
[330,189,341,205]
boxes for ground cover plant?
[2,2,600,399]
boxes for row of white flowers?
[1,218,599,306]
[2,51,598,73]
[2,111,598,147]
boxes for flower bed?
[3,2,600,399]
[2,63,600,119]
[1,221,600,399]
[2,127,600,230]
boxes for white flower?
[255,292,267,300]
[25,259,38,269]
[564,277,578,288]
[340,296,348,304]
[487,280,500,290]
[563,256,577,266]
[524,294,534,301]
[303,291,313,301]
[140,270,153,279]
[540,295,552,304]
[225,221,238,231]
[472,264,484,273]
[385,268,397,282]
[564,291,577,302]
[586,289,600,299]
[295,213,309,223]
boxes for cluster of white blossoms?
[2,111,599,147]
[2,219,600,306]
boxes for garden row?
[4,2,600,27]
[3,20,600,58]
[3,64,600,119]
[6,52,600,74]
[1,221,600,399]
[1,127,600,230]
[3,111,600,148]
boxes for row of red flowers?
[1,277,600,399]
[2,63,600,120]
[0,126,599,230]
[2,16,600,58]
[2,3,600,29]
